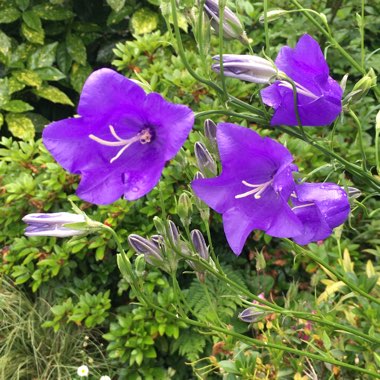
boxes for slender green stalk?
[218,0,228,97]
[263,0,269,54]
[291,242,380,306]
[349,109,367,170]
[360,0,365,69]
[203,219,224,274]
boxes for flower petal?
[292,182,350,244]
[143,92,194,161]
[78,68,146,117]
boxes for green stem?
[349,109,367,170]
[263,0,269,55]
[360,0,365,69]
[203,219,223,274]
[218,0,228,97]
[291,242,380,306]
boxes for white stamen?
[235,179,273,199]
[292,203,314,211]
[278,81,319,100]
[89,126,152,163]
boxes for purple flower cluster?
[192,123,350,255]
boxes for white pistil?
[235,179,273,199]
[292,203,314,211]
[278,81,319,100]
[89,126,152,163]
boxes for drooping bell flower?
[212,54,277,84]
[43,69,194,205]
[191,122,303,255]
[22,212,87,237]
[261,34,343,126]
[290,183,350,245]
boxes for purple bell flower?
[43,69,194,205]
[191,122,303,255]
[291,183,350,245]
[22,212,86,237]
[261,34,343,126]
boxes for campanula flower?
[204,0,248,43]
[22,212,87,237]
[261,34,343,126]
[212,54,277,84]
[43,69,194,205]
[192,122,303,255]
[290,183,350,245]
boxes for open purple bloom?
[261,34,343,126]
[43,69,194,205]
[191,122,303,255]
[291,183,350,245]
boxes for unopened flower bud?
[212,54,277,84]
[204,119,217,150]
[345,186,361,199]
[190,229,209,260]
[259,9,288,23]
[22,212,88,238]
[238,307,265,323]
[204,0,248,43]
[177,193,193,226]
[128,234,163,265]
[135,254,147,276]
[346,68,377,103]
[168,220,180,245]
[195,142,217,176]
[151,234,164,247]
[153,216,166,236]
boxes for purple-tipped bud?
[168,220,180,245]
[195,142,217,176]
[204,0,248,43]
[204,119,217,142]
[346,186,362,199]
[22,212,86,237]
[128,234,163,265]
[212,54,277,84]
[190,229,209,260]
[238,307,265,323]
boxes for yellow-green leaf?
[6,113,35,140]
[343,248,354,273]
[0,31,12,64]
[106,0,125,12]
[1,100,34,113]
[9,77,26,94]
[0,7,21,23]
[0,113,3,128]
[66,34,87,65]
[21,22,44,45]
[130,8,159,35]
[33,85,73,106]
[13,69,42,88]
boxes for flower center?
[89,125,153,164]
[278,81,319,100]
[235,179,273,199]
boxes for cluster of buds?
[344,68,377,105]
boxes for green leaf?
[6,113,35,140]
[33,85,73,106]
[16,0,30,11]
[0,78,10,107]
[107,5,133,26]
[22,10,42,31]
[9,78,26,94]
[13,69,42,88]
[21,22,44,45]
[34,67,66,81]
[0,31,12,64]
[130,8,159,35]
[1,100,34,113]
[0,7,21,24]
[32,4,74,20]
[56,42,72,74]
[66,34,87,65]
[106,0,126,12]
[28,42,58,69]
[0,113,4,129]
[70,63,92,93]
